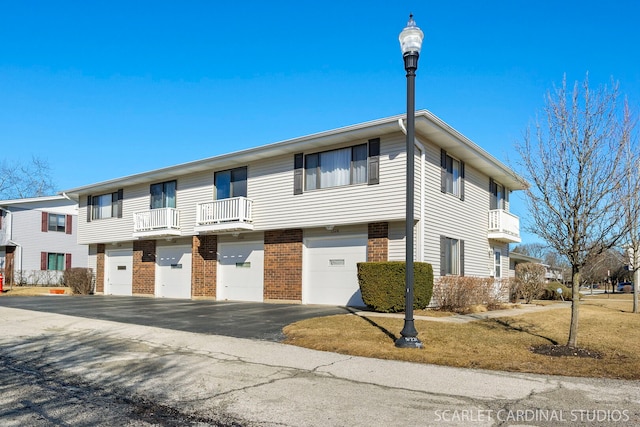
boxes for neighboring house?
[509,251,564,283]
[61,110,525,306]
[0,196,88,285]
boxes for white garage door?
[106,249,133,296]
[218,241,264,302]
[156,245,192,299]
[304,235,367,306]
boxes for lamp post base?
[395,335,424,348]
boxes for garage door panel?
[304,235,367,306]
[156,246,192,299]
[106,250,133,296]
[218,241,264,302]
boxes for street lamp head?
[399,14,424,56]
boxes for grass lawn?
[283,295,640,380]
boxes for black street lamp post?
[396,14,424,349]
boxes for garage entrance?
[105,249,133,296]
[303,234,367,306]
[156,245,192,299]
[218,241,264,302]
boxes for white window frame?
[494,249,502,278]
[443,237,461,275]
[444,154,461,197]
[92,193,118,220]
[304,143,368,191]
[48,213,66,232]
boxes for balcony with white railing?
[133,208,181,238]
[488,209,521,243]
[194,197,254,233]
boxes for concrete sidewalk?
[0,306,638,426]
[356,302,572,324]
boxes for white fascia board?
[0,195,67,207]
[60,110,527,198]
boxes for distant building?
[509,251,564,283]
[0,196,88,285]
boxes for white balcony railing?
[133,208,181,237]
[487,209,521,243]
[195,197,254,232]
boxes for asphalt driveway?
[0,295,351,341]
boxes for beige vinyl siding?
[78,195,132,245]
[388,221,406,261]
[420,137,493,278]
[303,225,367,240]
[250,134,410,231]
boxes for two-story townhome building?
[0,195,88,286]
[61,110,525,306]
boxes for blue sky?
[2,1,639,244]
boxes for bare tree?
[0,156,56,199]
[515,75,633,348]
[619,105,640,313]
[581,247,626,289]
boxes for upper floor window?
[490,178,506,210]
[48,213,66,232]
[441,149,465,200]
[440,236,465,276]
[88,190,123,221]
[215,167,247,199]
[304,144,368,191]
[293,138,380,195]
[151,180,176,209]
[41,212,71,234]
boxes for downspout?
[398,119,426,262]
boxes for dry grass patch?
[0,286,71,296]
[283,299,640,379]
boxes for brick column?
[5,246,15,285]
[367,222,389,262]
[192,235,217,298]
[96,244,105,293]
[133,240,155,295]
[264,229,303,301]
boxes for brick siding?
[192,235,217,297]
[4,246,15,285]
[96,244,105,293]
[133,240,155,295]
[263,229,302,301]
[367,222,389,262]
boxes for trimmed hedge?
[357,261,433,313]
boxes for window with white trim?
[48,213,66,232]
[440,236,464,276]
[441,149,465,200]
[89,190,123,220]
[304,144,368,191]
[215,167,247,199]
[150,180,177,209]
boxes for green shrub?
[357,262,433,313]
[62,268,94,295]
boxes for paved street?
[0,295,349,341]
[0,304,638,426]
